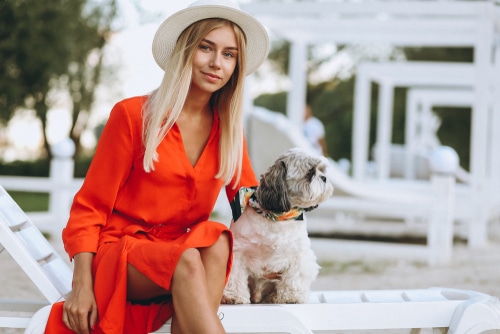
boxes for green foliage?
[403,47,473,63]
[74,154,93,178]
[9,191,49,212]
[0,155,92,177]
[0,159,50,177]
[307,79,355,160]
[435,107,471,168]
[254,91,288,115]
[0,0,84,122]
[0,0,118,160]
[267,40,290,75]
[65,0,118,159]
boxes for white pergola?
[242,1,500,247]
[354,61,475,181]
[405,87,474,181]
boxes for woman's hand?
[62,252,98,334]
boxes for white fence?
[1,136,459,265]
[0,139,232,239]
[0,140,83,238]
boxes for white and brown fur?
[222,148,334,304]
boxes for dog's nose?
[321,176,326,182]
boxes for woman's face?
[191,24,238,96]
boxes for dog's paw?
[221,294,250,304]
[264,290,309,304]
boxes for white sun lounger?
[1,185,500,334]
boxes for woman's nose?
[210,53,221,69]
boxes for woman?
[45,1,269,333]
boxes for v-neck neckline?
[174,109,219,170]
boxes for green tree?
[64,0,118,158]
[0,0,117,160]
[0,0,78,125]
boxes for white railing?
[0,140,83,237]
[0,139,233,239]
[0,134,459,265]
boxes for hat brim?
[152,5,269,75]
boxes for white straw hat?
[152,0,269,76]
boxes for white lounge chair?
[1,185,500,334]
[0,184,72,331]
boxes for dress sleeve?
[62,99,139,259]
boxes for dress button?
[186,227,191,233]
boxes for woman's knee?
[217,232,231,255]
[201,232,230,262]
[175,248,204,279]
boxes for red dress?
[45,96,258,333]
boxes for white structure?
[0,140,83,237]
[405,87,474,181]
[348,61,498,248]
[247,108,458,265]
[353,61,475,181]
[242,1,500,247]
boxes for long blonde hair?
[142,18,247,186]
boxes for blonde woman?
[45,1,269,333]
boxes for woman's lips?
[203,72,221,82]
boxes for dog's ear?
[255,160,291,212]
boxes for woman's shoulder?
[114,95,148,112]
[109,95,148,122]
[104,96,149,135]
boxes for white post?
[467,20,493,248]
[286,39,308,129]
[405,89,419,180]
[352,67,371,180]
[490,42,500,192]
[427,146,458,266]
[49,139,76,237]
[375,79,394,180]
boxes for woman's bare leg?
[127,264,168,301]
[170,246,226,334]
[199,232,231,310]
[126,233,230,333]
[170,232,230,334]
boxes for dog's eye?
[306,168,316,182]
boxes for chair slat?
[0,195,28,228]
[362,290,407,302]
[403,289,449,302]
[18,227,54,262]
[42,258,73,297]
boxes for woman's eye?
[223,51,234,58]
[200,44,211,51]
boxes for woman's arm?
[62,252,98,334]
[63,98,140,259]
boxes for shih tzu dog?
[222,148,334,304]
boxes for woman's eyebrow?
[202,38,238,51]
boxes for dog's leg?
[271,278,311,304]
[221,254,251,304]
[266,251,320,304]
[249,277,277,304]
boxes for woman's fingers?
[63,295,96,333]
[89,301,98,331]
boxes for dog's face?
[255,148,334,213]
